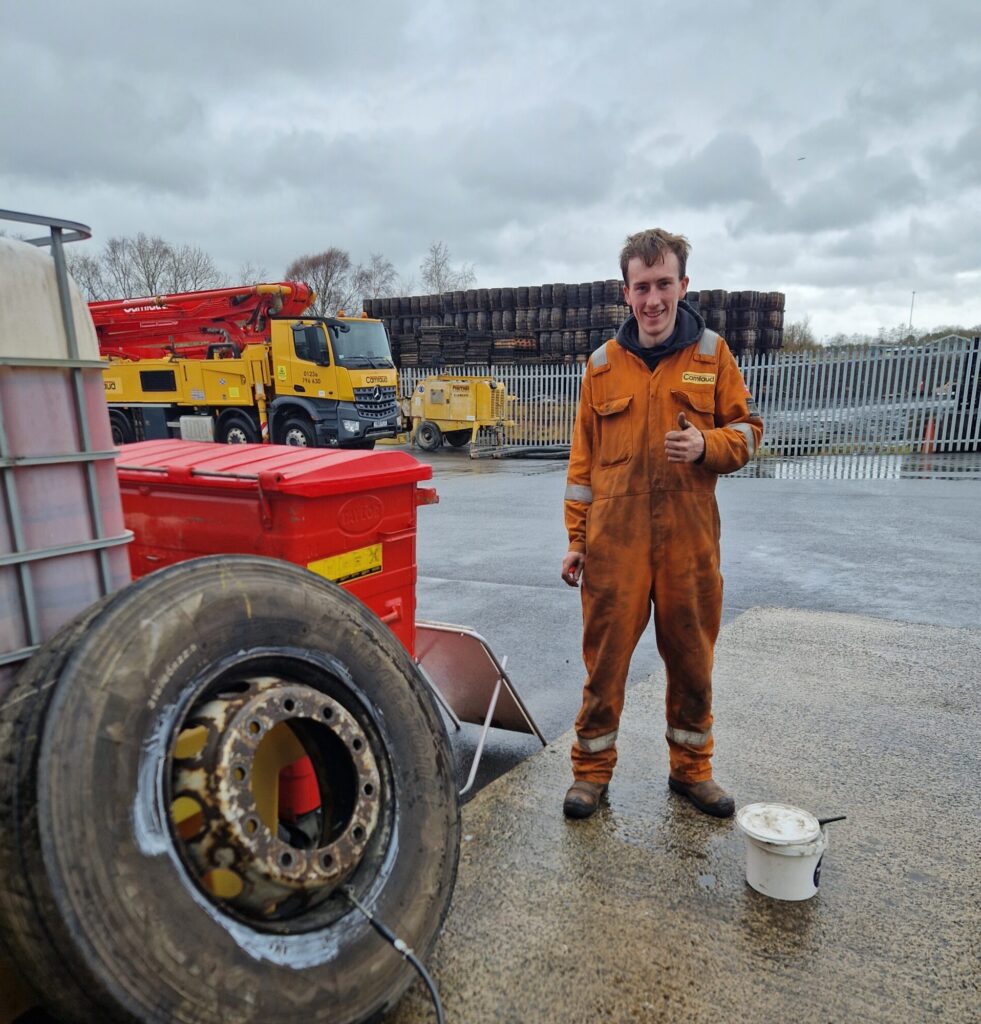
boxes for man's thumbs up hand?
[665,411,705,463]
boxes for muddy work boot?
[668,777,735,818]
[563,780,608,819]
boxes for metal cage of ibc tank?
[0,210,132,697]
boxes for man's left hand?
[664,412,705,463]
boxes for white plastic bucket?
[736,803,828,901]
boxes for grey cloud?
[930,125,981,188]
[733,152,925,236]
[661,133,776,208]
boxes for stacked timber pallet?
[366,283,784,367]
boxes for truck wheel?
[415,421,442,451]
[0,557,459,1024]
[445,430,471,448]
[281,416,315,447]
[217,412,259,444]
[109,409,136,445]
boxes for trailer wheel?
[109,409,136,445]
[0,557,459,1024]
[415,420,442,451]
[445,430,471,448]
[217,411,260,444]
[281,415,316,447]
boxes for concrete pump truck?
[92,283,401,449]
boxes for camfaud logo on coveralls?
[681,371,716,384]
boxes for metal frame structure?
[0,210,131,672]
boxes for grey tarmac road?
[408,447,981,795]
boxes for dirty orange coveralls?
[565,330,762,785]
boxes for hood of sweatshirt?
[614,298,705,370]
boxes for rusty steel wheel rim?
[166,651,392,932]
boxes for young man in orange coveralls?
[561,228,762,820]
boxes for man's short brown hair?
[620,228,691,283]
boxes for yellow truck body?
[104,316,400,449]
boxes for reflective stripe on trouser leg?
[576,729,618,753]
[666,725,713,747]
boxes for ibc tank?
[0,215,131,700]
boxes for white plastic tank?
[0,223,131,699]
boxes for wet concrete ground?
[388,608,980,1024]
[380,449,980,1022]
[408,448,981,795]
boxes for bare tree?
[101,237,141,298]
[127,233,174,295]
[163,243,224,292]
[419,241,476,294]
[352,252,397,303]
[237,260,269,284]
[285,248,357,316]
[781,315,820,352]
[65,251,109,301]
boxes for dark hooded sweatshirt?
[614,298,706,371]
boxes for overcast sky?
[3,1,978,339]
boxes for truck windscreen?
[330,321,394,368]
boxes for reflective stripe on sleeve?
[577,729,618,753]
[565,484,593,503]
[666,725,712,748]
[698,329,718,356]
[730,421,757,457]
[590,343,609,368]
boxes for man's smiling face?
[624,252,689,347]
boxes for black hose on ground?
[341,887,446,1024]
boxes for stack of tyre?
[366,281,632,366]
[366,285,784,366]
[686,289,785,358]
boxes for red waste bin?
[116,440,437,655]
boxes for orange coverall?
[565,330,762,784]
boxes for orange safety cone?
[921,417,935,454]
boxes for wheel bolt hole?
[322,706,333,720]
[248,720,262,736]
[233,765,247,782]
[280,852,294,868]
[283,699,295,713]
[363,783,374,796]
[353,826,365,841]
[321,853,334,870]
[245,817,259,836]
[352,738,363,751]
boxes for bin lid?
[735,802,821,845]
[116,440,432,497]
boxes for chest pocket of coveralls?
[670,388,714,431]
[591,395,633,466]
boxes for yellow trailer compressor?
[408,375,511,451]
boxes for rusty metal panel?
[415,620,544,740]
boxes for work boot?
[563,780,608,819]
[668,777,735,818]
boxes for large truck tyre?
[0,557,459,1024]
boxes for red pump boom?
[90,282,315,361]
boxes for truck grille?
[354,385,398,418]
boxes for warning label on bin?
[307,543,383,585]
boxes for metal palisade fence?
[398,335,981,456]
